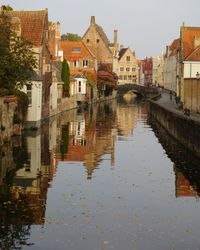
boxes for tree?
[97,63,118,88]
[61,33,81,41]
[61,59,70,97]
[97,63,118,97]
[1,5,13,11]
[0,12,37,91]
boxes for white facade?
[183,61,200,78]
[22,81,42,126]
[71,77,87,95]
[15,134,41,180]
[163,55,177,92]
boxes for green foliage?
[83,70,96,99]
[1,5,13,11]
[13,113,22,124]
[61,33,81,41]
[0,12,37,90]
[8,89,29,121]
[60,125,69,161]
[61,59,70,97]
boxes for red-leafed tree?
[97,63,118,97]
[97,63,117,88]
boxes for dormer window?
[72,47,81,52]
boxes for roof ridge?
[185,44,200,60]
[7,9,48,14]
[81,41,96,58]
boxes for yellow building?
[115,47,139,85]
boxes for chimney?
[114,30,118,47]
[91,16,95,25]
[113,30,118,55]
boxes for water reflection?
[148,113,200,198]
[1,100,200,249]
[50,102,117,179]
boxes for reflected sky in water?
[1,100,200,250]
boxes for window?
[27,84,32,106]
[83,60,88,67]
[132,75,137,83]
[78,81,81,93]
[96,39,100,43]
[120,67,124,71]
[126,67,130,72]
[72,47,81,52]
[128,75,132,80]
[132,67,136,72]
[126,56,130,61]
[86,39,90,43]
[119,75,122,80]
[74,60,79,68]
[124,75,127,80]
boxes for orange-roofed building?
[60,40,97,71]
[179,24,200,112]
[5,10,52,127]
[60,41,98,102]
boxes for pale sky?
[2,0,200,58]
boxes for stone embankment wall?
[149,101,200,158]
[0,96,17,145]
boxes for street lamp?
[196,72,200,79]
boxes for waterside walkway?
[150,89,200,125]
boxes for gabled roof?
[181,26,200,59]
[60,41,96,59]
[82,17,110,45]
[118,47,136,61]
[118,48,128,60]
[169,38,180,56]
[82,16,112,54]
[6,10,48,47]
[185,45,200,61]
[70,68,97,84]
[95,23,110,45]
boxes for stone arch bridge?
[117,84,159,98]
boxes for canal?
[1,99,200,250]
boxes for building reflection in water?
[51,101,117,179]
[117,102,139,137]
[148,113,200,198]
[1,99,200,248]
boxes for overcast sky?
[3,0,200,58]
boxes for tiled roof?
[169,38,180,56]
[182,26,200,59]
[6,10,48,46]
[185,45,200,61]
[70,68,97,84]
[60,41,96,59]
[118,48,128,60]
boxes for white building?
[163,39,180,93]
[22,74,42,128]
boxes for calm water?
[1,99,200,250]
